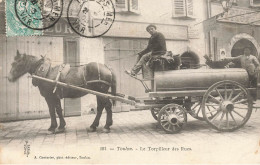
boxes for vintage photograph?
[0,0,260,164]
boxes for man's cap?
[146,24,157,31]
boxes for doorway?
[231,39,258,68]
[180,51,200,69]
[231,39,257,57]
[64,38,81,116]
[104,39,147,112]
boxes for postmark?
[5,0,42,36]
[14,0,63,30]
[67,0,115,38]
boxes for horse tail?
[111,71,117,106]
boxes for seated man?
[126,24,167,76]
[224,47,260,86]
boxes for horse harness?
[31,57,70,88]
[31,57,51,86]
[83,63,113,87]
[32,58,113,96]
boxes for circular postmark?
[67,0,115,38]
[15,0,63,30]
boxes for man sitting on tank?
[223,47,260,87]
[125,24,167,76]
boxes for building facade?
[0,0,208,121]
[205,0,260,61]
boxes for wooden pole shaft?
[32,75,136,105]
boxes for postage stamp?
[14,0,63,30]
[67,0,115,38]
[5,0,42,36]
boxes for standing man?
[224,47,260,86]
[126,24,167,76]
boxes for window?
[114,0,140,14]
[172,0,194,18]
[250,0,260,7]
[130,0,139,13]
[115,0,128,11]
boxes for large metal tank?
[154,68,249,91]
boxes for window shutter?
[172,0,186,17]
[129,0,140,13]
[186,0,193,17]
[114,0,128,12]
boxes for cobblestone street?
[1,105,260,164]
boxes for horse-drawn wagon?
[8,51,259,134]
[135,68,256,133]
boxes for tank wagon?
[33,67,259,134]
[144,68,256,133]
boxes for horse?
[8,51,117,133]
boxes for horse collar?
[29,59,41,75]
[29,58,48,75]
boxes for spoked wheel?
[202,80,253,132]
[151,108,160,120]
[187,97,204,121]
[158,104,187,134]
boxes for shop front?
[211,23,260,60]
[204,4,260,61]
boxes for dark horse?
[8,51,116,133]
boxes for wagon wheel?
[151,108,160,120]
[187,97,204,121]
[158,104,187,134]
[202,80,253,132]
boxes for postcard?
[0,0,260,164]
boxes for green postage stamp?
[5,0,63,36]
[5,0,42,36]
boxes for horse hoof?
[88,127,96,132]
[48,126,57,131]
[59,122,66,128]
[103,128,110,133]
[47,128,56,134]
[56,127,65,133]
[58,125,66,130]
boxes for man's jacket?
[226,54,260,76]
[138,32,167,56]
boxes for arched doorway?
[228,33,260,58]
[231,39,258,68]
[231,39,257,57]
[180,51,200,69]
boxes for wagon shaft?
[32,75,136,106]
